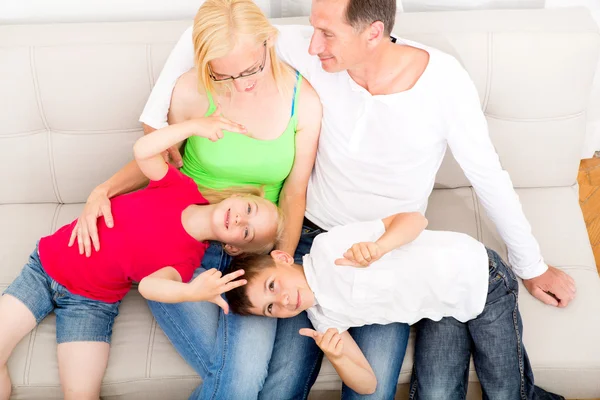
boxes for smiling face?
[244,252,316,318]
[308,0,371,73]
[211,195,279,254]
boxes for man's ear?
[224,244,243,256]
[270,250,294,265]
[367,21,385,44]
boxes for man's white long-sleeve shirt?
[139,25,547,279]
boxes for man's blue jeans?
[409,248,564,400]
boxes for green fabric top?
[181,72,302,204]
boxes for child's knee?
[62,386,101,400]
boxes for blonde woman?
[71,0,322,398]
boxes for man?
[139,0,575,397]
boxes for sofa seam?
[482,32,492,113]
[49,128,142,135]
[146,315,157,379]
[0,129,47,138]
[484,110,585,122]
[23,326,38,386]
[146,44,155,89]
[0,128,142,137]
[30,46,63,204]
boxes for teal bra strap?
[290,70,302,117]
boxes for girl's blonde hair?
[201,185,285,255]
[192,0,294,97]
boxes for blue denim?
[409,248,565,400]
[3,245,120,344]
[147,239,322,400]
[296,225,411,400]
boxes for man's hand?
[299,328,344,361]
[187,269,247,314]
[335,242,382,267]
[162,146,183,168]
[68,187,114,257]
[522,265,576,308]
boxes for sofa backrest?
[0,8,598,204]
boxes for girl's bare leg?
[0,294,38,400]
[57,341,110,400]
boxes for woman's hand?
[188,105,247,141]
[334,242,382,267]
[68,187,114,257]
[186,268,247,314]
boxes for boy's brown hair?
[225,253,276,315]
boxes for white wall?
[0,0,402,23]
[547,0,600,158]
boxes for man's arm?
[140,26,195,130]
[299,328,377,395]
[444,58,575,306]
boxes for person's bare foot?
[0,364,11,400]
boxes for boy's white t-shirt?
[302,220,490,333]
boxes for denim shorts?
[2,244,120,344]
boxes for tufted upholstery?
[1,8,599,399]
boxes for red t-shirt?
[39,166,209,303]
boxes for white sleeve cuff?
[511,258,549,280]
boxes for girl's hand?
[334,242,382,267]
[187,269,247,314]
[299,328,344,361]
[68,188,114,257]
[189,105,247,142]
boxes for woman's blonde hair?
[192,0,294,97]
[201,185,285,255]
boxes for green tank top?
[181,71,302,204]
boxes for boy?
[225,213,563,398]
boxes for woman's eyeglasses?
[208,41,267,82]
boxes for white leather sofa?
[1,7,599,400]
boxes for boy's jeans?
[409,248,564,400]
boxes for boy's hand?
[189,105,248,142]
[299,328,344,361]
[335,242,382,267]
[187,269,247,314]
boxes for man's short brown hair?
[225,254,276,315]
[344,0,396,36]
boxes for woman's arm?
[276,79,322,255]
[139,26,195,130]
[138,267,246,314]
[68,157,150,257]
[299,328,377,395]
